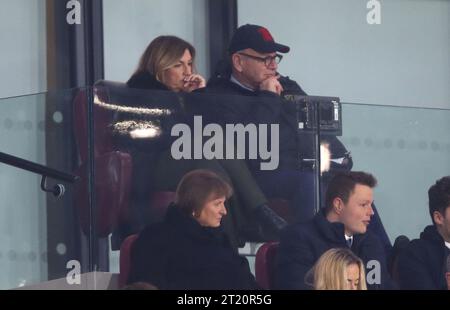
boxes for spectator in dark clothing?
[276,171,393,290]
[123,35,287,247]
[203,24,330,222]
[202,24,391,252]
[397,176,450,290]
[128,169,258,290]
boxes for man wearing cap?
[204,24,335,223]
[207,24,305,100]
[202,24,392,253]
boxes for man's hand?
[259,75,284,95]
[183,74,206,92]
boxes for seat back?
[119,233,139,288]
[389,235,410,283]
[267,198,296,224]
[73,89,117,162]
[75,151,133,237]
[73,82,135,237]
[255,242,279,289]
[147,191,176,224]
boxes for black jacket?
[128,204,258,290]
[127,71,170,90]
[275,210,393,290]
[397,225,449,290]
[202,70,351,171]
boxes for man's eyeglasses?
[238,53,283,67]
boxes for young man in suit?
[275,171,393,289]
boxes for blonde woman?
[127,35,205,92]
[128,170,258,289]
[311,248,367,290]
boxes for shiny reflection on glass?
[93,94,173,117]
[113,120,162,139]
[52,111,63,123]
[56,243,67,256]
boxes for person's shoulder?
[281,219,317,242]
[205,76,246,97]
[206,75,231,90]
[354,231,386,258]
[137,222,169,243]
[358,230,384,246]
[126,71,168,90]
[405,236,433,255]
[279,75,307,95]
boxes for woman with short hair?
[128,169,258,290]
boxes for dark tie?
[346,238,352,248]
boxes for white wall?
[238,0,450,109]
[103,0,209,83]
[0,0,47,98]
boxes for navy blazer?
[276,210,393,289]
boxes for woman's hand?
[183,74,206,92]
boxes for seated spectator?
[127,169,258,290]
[397,176,450,290]
[202,24,391,254]
[122,35,286,247]
[308,248,367,290]
[275,171,393,289]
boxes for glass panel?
[0,0,47,98]
[0,88,91,289]
[340,102,450,242]
[92,85,320,283]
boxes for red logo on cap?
[258,27,274,42]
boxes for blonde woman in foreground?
[312,248,367,290]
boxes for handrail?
[0,151,78,183]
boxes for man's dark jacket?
[128,204,258,290]
[397,225,449,290]
[275,210,393,289]
[200,70,350,170]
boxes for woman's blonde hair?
[311,248,367,290]
[134,35,196,83]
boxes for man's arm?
[397,242,439,290]
[275,226,316,290]
[128,225,168,288]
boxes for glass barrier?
[0,88,94,289]
[94,82,450,290]
[340,103,450,242]
[2,84,449,290]
[93,85,321,279]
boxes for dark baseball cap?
[228,24,290,54]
